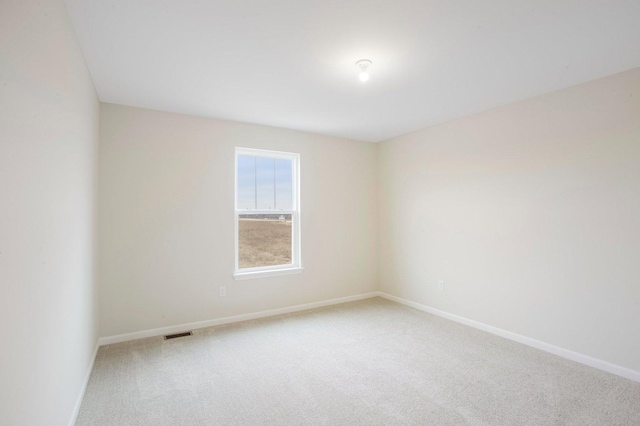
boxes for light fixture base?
[355,59,372,71]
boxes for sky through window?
[237,155,292,210]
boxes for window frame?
[233,147,302,280]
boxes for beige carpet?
[76,297,640,425]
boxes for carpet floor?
[76,297,640,425]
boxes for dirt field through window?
[238,218,292,268]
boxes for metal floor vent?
[164,331,193,340]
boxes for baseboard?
[98,292,379,346]
[68,342,100,426]
[97,290,639,382]
[377,291,640,383]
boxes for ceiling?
[64,0,640,142]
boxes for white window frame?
[233,147,302,280]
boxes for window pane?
[237,155,256,210]
[238,214,292,268]
[275,158,292,210]
[256,157,275,210]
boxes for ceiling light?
[356,59,372,82]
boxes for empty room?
[2,0,640,424]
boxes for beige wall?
[98,103,378,337]
[0,1,100,425]
[378,67,640,372]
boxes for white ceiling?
[64,0,640,142]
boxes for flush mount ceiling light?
[356,59,372,82]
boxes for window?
[234,147,301,279]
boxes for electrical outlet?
[438,280,445,291]
[219,286,226,297]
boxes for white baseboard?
[376,291,640,383]
[98,292,379,346]
[68,342,99,426]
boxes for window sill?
[233,266,304,281]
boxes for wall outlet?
[438,280,445,291]
[219,286,226,297]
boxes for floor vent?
[163,331,193,340]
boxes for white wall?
[98,103,378,337]
[378,67,640,373]
[0,1,100,425]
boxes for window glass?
[238,214,292,268]
[237,155,256,210]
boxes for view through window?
[235,148,300,272]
